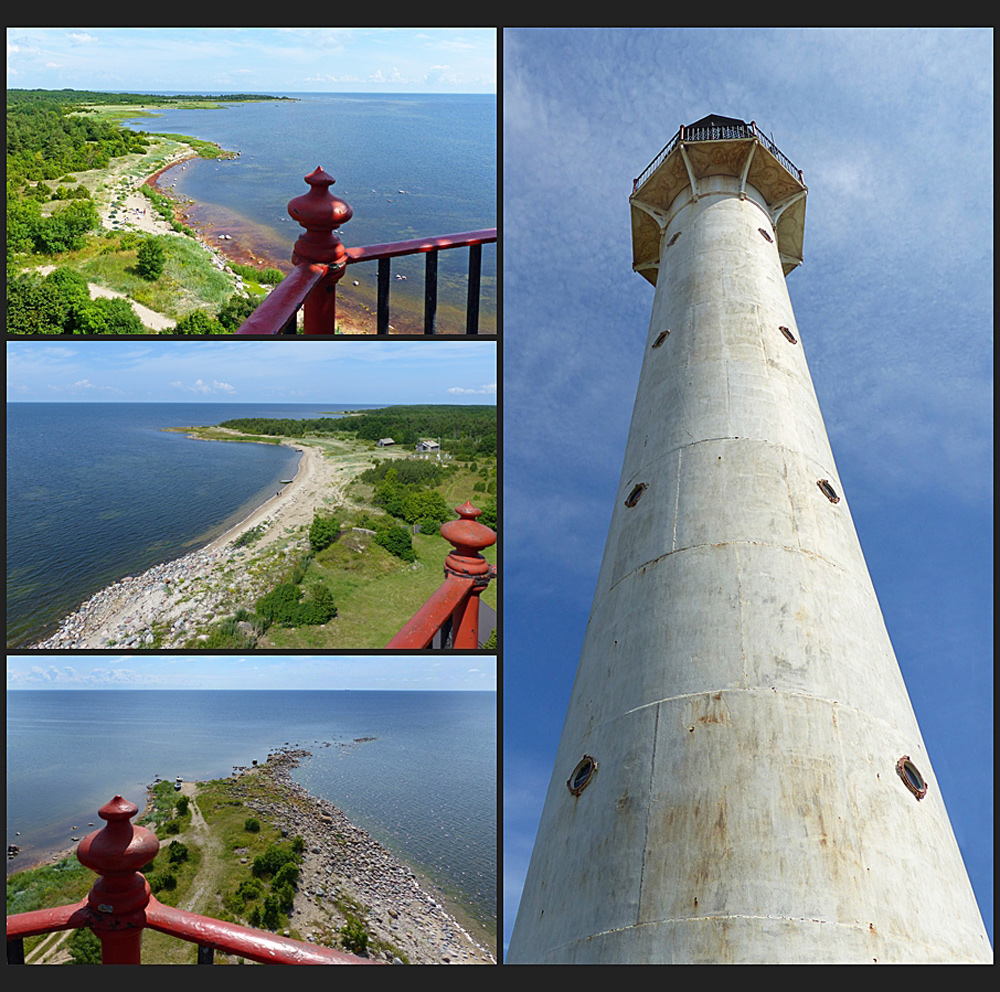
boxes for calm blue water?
[120,93,497,332]
[5,402,384,647]
[5,689,496,934]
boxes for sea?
[5,402,386,648]
[118,92,497,333]
[5,689,497,944]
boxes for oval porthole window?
[568,755,597,796]
[625,483,647,507]
[779,325,798,344]
[817,479,840,503]
[666,232,681,247]
[758,227,774,243]
[652,330,670,348]
[896,756,928,801]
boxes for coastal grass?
[262,528,497,650]
[78,234,235,319]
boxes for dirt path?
[31,264,176,332]
[172,783,223,915]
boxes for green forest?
[219,405,497,456]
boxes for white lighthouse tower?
[507,116,992,964]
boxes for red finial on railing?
[283,167,355,333]
[385,502,497,649]
[75,796,160,964]
[288,167,353,266]
[442,502,496,584]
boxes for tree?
[135,236,165,280]
[173,309,226,335]
[6,271,71,334]
[309,513,340,552]
[375,525,416,563]
[67,927,102,965]
[71,296,144,335]
[216,293,259,331]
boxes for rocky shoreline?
[29,542,271,650]
[240,749,496,964]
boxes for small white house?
[415,440,440,452]
[377,438,395,447]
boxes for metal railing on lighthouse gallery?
[386,501,497,650]
[235,167,497,336]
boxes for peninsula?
[8,748,496,965]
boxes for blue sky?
[6,654,496,691]
[6,340,496,405]
[6,27,496,94]
[503,27,992,957]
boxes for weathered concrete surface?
[507,141,992,963]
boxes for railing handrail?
[235,260,328,335]
[633,119,801,193]
[386,572,476,649]
[346,228,497,263]
[234,166,495,335]
[6,896,379,966]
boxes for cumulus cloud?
[448,383,497,395]
[171,378,237,394]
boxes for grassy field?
[78,235,235,319]
[183,440,498,650]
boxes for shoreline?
[27,435,357,650]
[148,159,398,335]
[246,748,496,963]
[7,747,496,964]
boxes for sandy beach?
[30,436,360,650]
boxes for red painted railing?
[235,167,496,336]
[6,796,382,966]
[387,501,497,649]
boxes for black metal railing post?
[466,244,483,336]
[424,252,438,335]
[377,258,390,334]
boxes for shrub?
[175,796,190,816]
[375,525,415,563]
[237,878,264,903]
[67,927,102,965]
[251,843,298,879]
[148,871,177,893]
[244,817,260,833]
[261,894,281,931]
[216,293,259,331]
[135,237,165,280]
[173,309,227,335]
[273,862,300,888]
[254,582,336,627]
[340,917,369,956]
[167,841,189,864]
[309,513,340,552]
